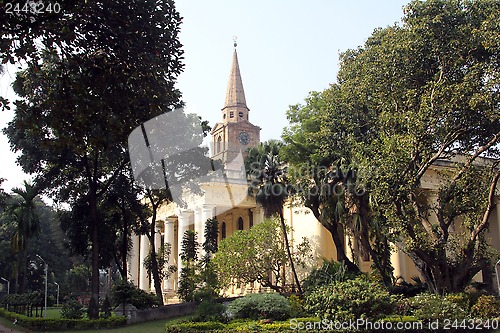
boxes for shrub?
[165,321,225,333]
[288,294,305,318]
[409,293,468,322]
[227,293,291,320]
[111,280,160,309]
[0,307,125,330]
[471,295,500,319]
[60,299,84,319]
[194,299,226,322]
[302,259,358,295]
[305,276,394,321]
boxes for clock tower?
[211,43,261,164]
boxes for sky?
[0,0,410,193]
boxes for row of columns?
[128,205,216,296]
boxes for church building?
[127,45,500,302]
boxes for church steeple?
[211,41,260,163]
[221,42,249,123]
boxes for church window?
[249,210,253,228]
[223,113,226,119]
[238,111,244,118]
[216,136,222,153]
[238,217,244,230]
[221,222,226,239]
[230,111,234,118]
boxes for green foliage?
[194,299,226,322]
[302,259,358,294]
[0,307,125,330]
[227,293,292,321]
[111,280,159,309]
[471,295,500,319]
[143,243,177,283]
[409,293,468,322]
[61,299,84,319]
[305,276,394,321]
[165,321,226,333]
[213,218,311,293]
[180,230,199,263]
[288,294,305,318]
[100,295,112,319]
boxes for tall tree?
[281,87,394,287]
[7,181,41,293]
[3,0,184,316]
[246,140,303,294]
[284,0,500,293]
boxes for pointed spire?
[222,44,249,113]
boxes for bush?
[0,307,125,330]
[302,259,358,295]
[165,321,226,333]
[194,299,226,322]
[60,299,84,319]
[471,295,500,319]
[227,293,291,321]
[409,293,468,322]
[305,276,394,322]
[288,295,305,318]
[111,280,160,309]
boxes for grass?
[0,315,192,333]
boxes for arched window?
[249,210,253,228]
[237,217,244,231]
[221,222,226,239]
[216,136,222,154]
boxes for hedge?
[0,307,126,331]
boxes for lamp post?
[0,277,9,311]
[54,281,59,306]
[36,255,48,318]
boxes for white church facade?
[126,47,500,302]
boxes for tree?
[281,87,394,287]
[285,0,500,294]
[3,1,184,316]
[143,243,176,288]
[177,230,199,302]
[7,181,41,293]
[246,140,303,294]
[213,218,311,293]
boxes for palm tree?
[245,140,303,295]
[8,180,41,292]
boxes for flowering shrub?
[471,295,500,319]
[409,293,468,322]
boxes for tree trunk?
[278,211,302,295]
[149,232,164,305]
[89,190,100,319]
[327,223,359,273]
[121,210,128,280]
[21,239,28,293]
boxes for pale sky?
[0,0,410,193]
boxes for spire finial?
[233,35,238,48]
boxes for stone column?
[177,211,190,287]
[194,208,203,255]
[201,205,215,249]
[391,243,407,282]
[139,234,150,291]
[128,234,140,286]
[164,218,176,291]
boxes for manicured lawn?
[0,313,192,333]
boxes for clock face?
[238,131,250,145]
